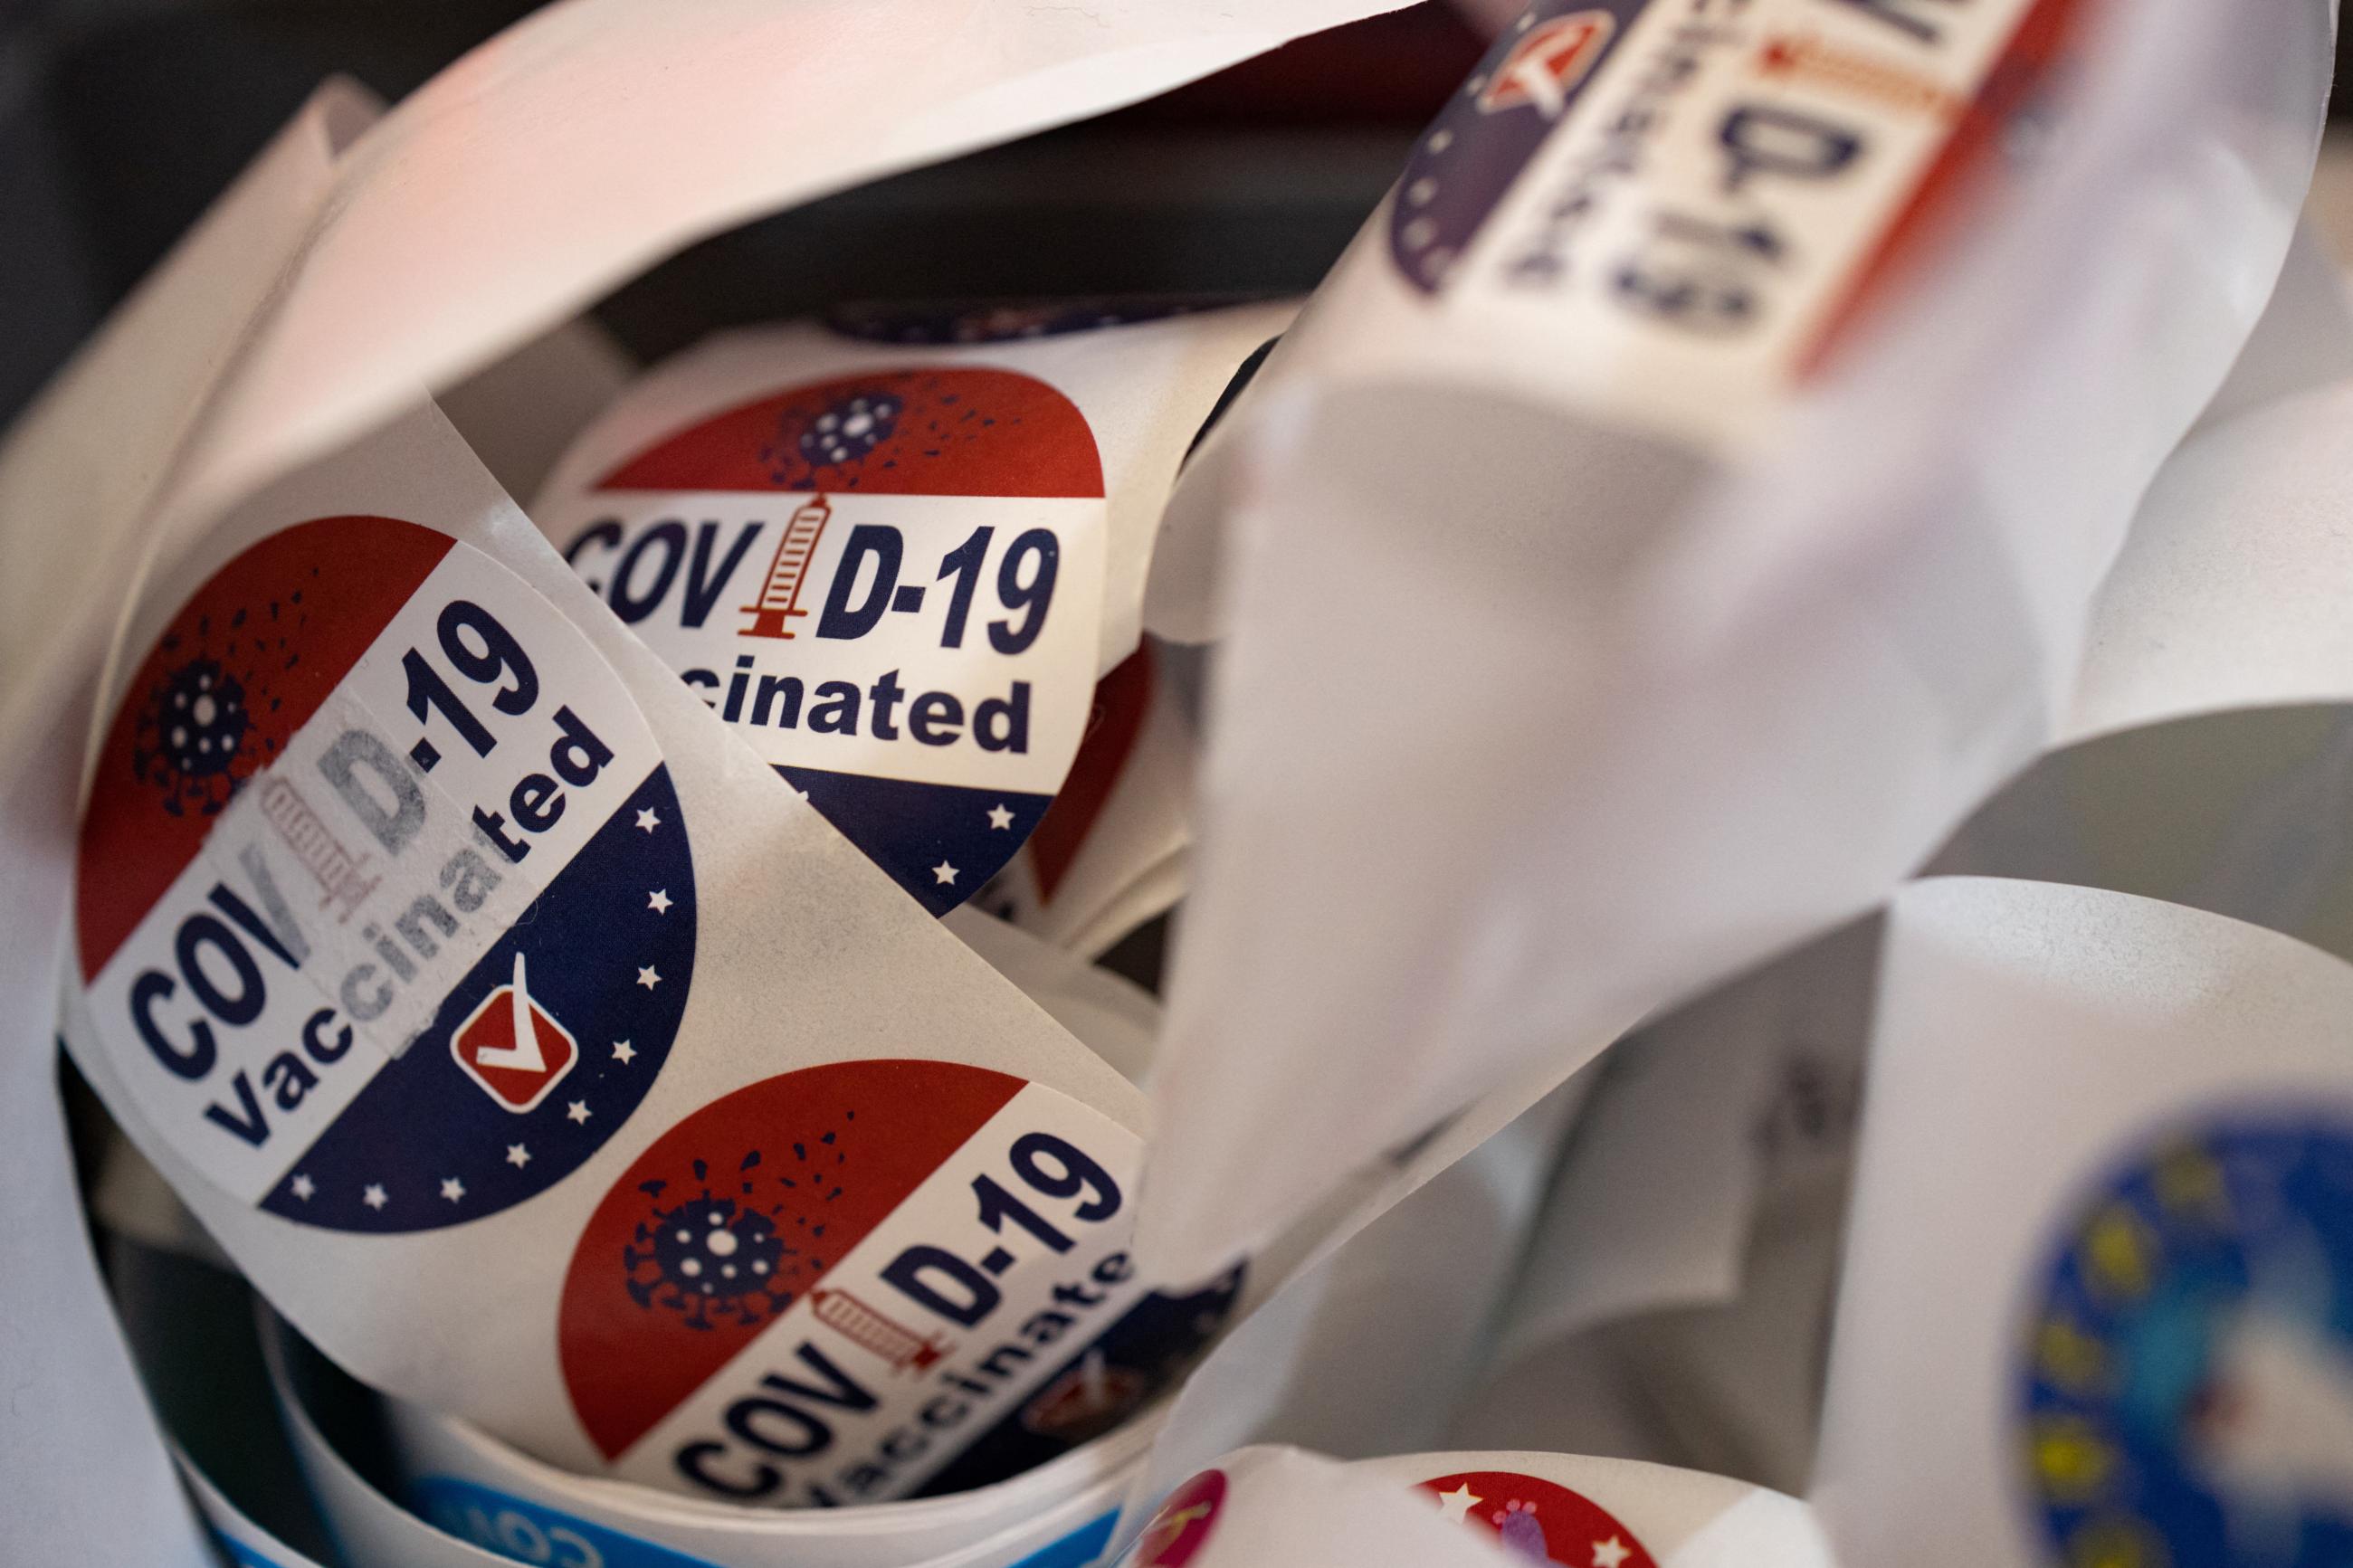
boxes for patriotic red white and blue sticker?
[557,1059,1231,1506]
[75,515,693,1233]
[547,367,1107,917]
[1417,1471,1657,1568]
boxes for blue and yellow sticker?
[2018,1111,2353,1565]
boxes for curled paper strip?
[1135,0,2331,1282]
[267,1307,1155,1568]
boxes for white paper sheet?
[1136,0,2332,1281]
[1813,876,2353,1565]
[1930,228,2353,958]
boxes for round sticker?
[75,515,694,1232]
[1417,1470,1657,1568]
[549,366,1107,917]
[2018,1112,2353,1565]
[1120,1470,1227,1568]
[557,1059,1157,1506]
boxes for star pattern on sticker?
[986,803,1014,831]
[648,889,672,913]
[363,1183,387,1211]
[567,1100,591,1125]
[635,807,662,832]
[612,1039,636,1063]
[933,860,959,886]
[506,1145,531,1169]
[291,1174,315,1201]
[1434,1485,1481,1525]
[441,1177,466,1203]
[637,965,661,989]
[1592,1538,1631,1568]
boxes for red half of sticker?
[594,367,1106,500]
[558,1059,1026,1459]
[76,516,452,979]
[1418,1471,1659,1568]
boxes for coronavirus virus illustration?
[754,372,1034,492]
[796,390,901,468]
[624,1155,795,1330]
[622,1124,858,1331]
[130,595,307,817]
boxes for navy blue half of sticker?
[779,764,1051,917]
[1391,1,1654,293]
[259,766,696,1233]
[914,1267,1247,1497]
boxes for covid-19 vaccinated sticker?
[557,1058,1236,1506]
[75,514,695,1233]
[544,366,1107,916]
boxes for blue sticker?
[2019,1112,2353,1565]
[411,1475,724,1568]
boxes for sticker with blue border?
[2018,1109,2353,1564]
[414,1476,721,1568]
[547,366,1106,917]
[75,514,695,1232]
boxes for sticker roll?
[62,398,1224,1504]
[266,1304,1144,1568]
[383,1368,1163,1568]
[528,304,1285,919]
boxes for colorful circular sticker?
[1418,1470,1657,1568]
[558,1059,1166,1506]
[75,515,693,1232]
[548,367,1107,917]
[1120,1470,1227,1568]
[2018,1112,2353,1565]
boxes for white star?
[1592,1538,1632,1568]
[795,787,810,802]
[440,1177,466,1203]
[932,860,959,886]
[1434,1485,1481,1525]
[567,1100,591,1125]
[506,1144,531,1169]
[612,1040,636,1064]
[635,807,662,832]
[362,1183,387,1211]
[290,1174,315,1201]
[986,804,1014,831]
[637,965,661,989]
[647,889,672,914]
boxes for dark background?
[0,0,1493,429]
[1,3,2342,436]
